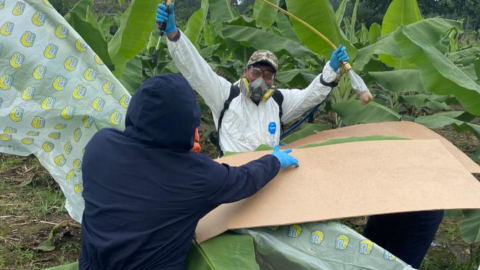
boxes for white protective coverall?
[167,31,337,153]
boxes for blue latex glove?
[156,3,177,34]
[272,145,299,169]
[329,45,349,71]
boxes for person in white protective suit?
[156,4,348,156]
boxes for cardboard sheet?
[195,140,480,243]
[285,121,480,173]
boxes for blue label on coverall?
[268,122,276,135]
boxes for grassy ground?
[0,125,479,269]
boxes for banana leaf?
[335,0,348,27]
[284,0,357,60]
[370,70,424,93]
[368,23,381,45]
[332,100,402,126]
[380,0,422,69]
[460,210,480,244]
[209,0,239,35]
[275,12,300,42]
[350,0,359,43]
[253,0,280,29]
[108,0,159,78]
[300,135,409,149]
[64,0,93,21]
[395,19,480,116]
[185,0,209,49]
[281,123,330,145]
[186,234,260,270]
[275,69,317,88]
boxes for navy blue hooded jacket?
[79,74,280,270]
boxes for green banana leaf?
[415,112,480,140]
[108,0,159,78]
[209,0,239,35]
[332,100,402,126]
[368,23,381,45]
[221,25,316,60]
[379,0,422,69]
[395,19,480,116]
[460,210,480,244]
[70,13,114,70]
[253,0,280,29]
[284,0,357,60]
[475,57,480,79]
[275,12,299,42]
[354,33,401,71]
[275,69,317,88]
[370,70,424,93]
[281,123,330,144]
[185,0,209,49]
[119,56,143,94]
[43,262,78,270]
[300,136,409,149]
[64,0,93,21]
[447,47,480,66]
[350,0,359,43]
[186,234,260,270]
[335,0,348,27]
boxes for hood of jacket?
[123,74,200,150]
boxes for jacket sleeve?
[278,61,338,125]
[205,155,281,206]
[167,31,232,123]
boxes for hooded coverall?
[79,74,281,270]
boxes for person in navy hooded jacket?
[79,74,299,270]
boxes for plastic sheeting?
[237,221,416,270]
[0,0,130,222]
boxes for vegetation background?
[1,0,480,269]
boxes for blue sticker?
[268,122,276,135]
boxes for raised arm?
[156,4,232,120]
[279,46,349,124]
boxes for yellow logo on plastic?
[94,55,104,65]
[103,81,115,95]
[44,44,58,59]
[92,97,105,111]
[32,116,46,129]
[27,131,39,136]
[21,137,34,145]
[54,154,66,167]
[43,0,53,8]
[12,2,26,16]
[0,22,14,36]
[74,184,83,194]
[64,141,72,155]
[383,251,396,261]
[66,170,77,181]
[20,31,36,47]
[9,52,24,69]
[287,224,302,238]
[42,141,54,152]
[120,95,131,108]
[82,115,94,128]
[32,11,47,26]
[359,239,373,255]
[53,76,67,91]
[310,230,324,245]
[73,159,82,172]
[41,97,55,110]
[64,56,78,71]
[73,85,87,100]
[75,39,87,52]
[54,124,67,130]
[48,132,61,140]
[21,86,35,101]
[4,127,17,134]
[0,74,13,90]
[109,111,122,126]
[335,235,349,250]
[33,65,47,80]
[54,24,68,39]
[83,68,97,82]
[61,105,75,120]
[9,107,24,122]
[0,134,12,141]
[74,128,82,142]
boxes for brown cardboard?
[195,140,480,243]
[285,121,480,173]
